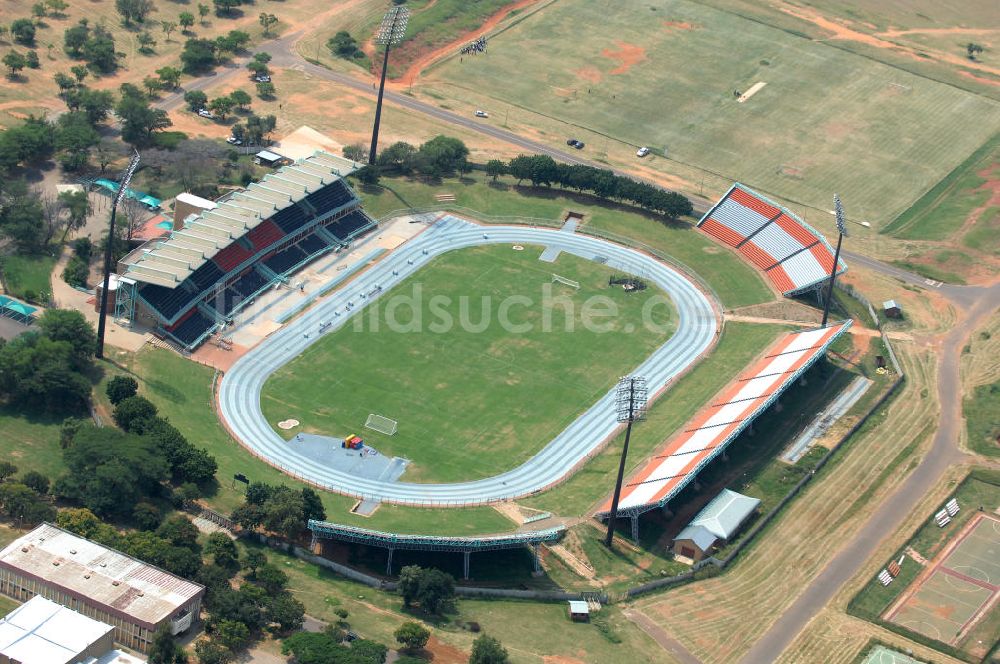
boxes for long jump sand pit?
[885,514,1000,645]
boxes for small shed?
[567,600,590,622]
[672,489,761,563]
[254,150,287,168]
[883,300,902,319]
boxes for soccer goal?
[365,413,398,436]
[551,273,580,290]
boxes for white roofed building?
[0,524,204,653]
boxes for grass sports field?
[261,243,676,483]
[423,0,1000,227]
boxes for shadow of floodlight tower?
[821,194,848,328]
[368,5,409,166]
[95,149,141,360]
[604,375,648,548]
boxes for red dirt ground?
[423,635,467,664]
[600,41,647,75]
[574,66,603,84]
[386,0,543,88]
[662,20,697,30]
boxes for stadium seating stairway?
[167,309,215,346]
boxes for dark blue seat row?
[169,310,215,346]
[264,245,307,275]
[188,260,225,292]
[139,283,195,320]
[327,210,374,240]
[305,180,354,216]
[297,233,330,257]
[271,204,310,234]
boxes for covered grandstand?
[698,184,846,295]
[307,519,565,579]
[116,151,375,350]
[597,322,851,537]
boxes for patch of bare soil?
[662,20,697,31]
[424,635,467,664]
[600,41,647,75]
[730,300,825,325]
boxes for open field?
[357,173,774,309]
[421,0,1000,229]
[632,342,939,663]
[847,471,1000,661]
[262,243,675,483]
[0,255,55,302]
[0,404,66,481]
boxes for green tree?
[351,640,388,664]
[376,141,416,173]
[0,462,17,482]
[106,375,139,404]
[11,19,36,46]
[161,20,177,41]
[178,12,195,31]
[343,143,366,162]
[64,23,89,56]
[25,49,39,68]
[242,549,266,577]
[214,29,249,55]
[55,111,99,170]
[143,74,162,96]
[261,486,305,539]
[156,514,201,550]
[112,395,158,431]
[115,0,155,26]
[116,86,172,145]
[967,42,984,60]
[184,89,208,111]
[253,563,288,594]
[394,621,430,653]
[300,487,325,522]
[193,640,232,664]
[37,309,96,369]
[265,592,304,632]
[32,3,47,21]
[212,0,240,17]
[81,26,117,72]
[214,620,249,652]
[416,135,469,177]
[3,51,27,76]
[485,159,506,182]
[205,531,240,572]
[54,71,76,92]
[327,31,359,59]
[197,2,209,22]
[20,471,49,494]
[148,625,188,664]
[228,88,251,111]
[78,88,114,124]
[156,65,181,89]
[0,482,55,526]
[469,634,509,664]
[258,12,277,36]
[397,565,422,607]
[69,62,88,81]
[254,81,274,98]
[133,501,161,530]
[208,95,234,119]
[45,0,69,15]
[180,38,216,73]
[137,31,156,54]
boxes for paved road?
[218,217,718,505]
[740,279,1000,664]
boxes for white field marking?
[738,81,767,103]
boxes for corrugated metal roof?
[686,489,760,540]
[121,151,345,286]
[0,595,114,664]
[0,524,204,629]
[674,525,718,552]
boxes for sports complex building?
[115,151,375,350]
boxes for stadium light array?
[605,375,648,548]
[96,149,141,360]
[821,194,847,328]
[368,6,410,165]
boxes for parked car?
[197,108,214,119]
[475,109,489,118]
[566,139,585,149]
[226,136,243,145]
[636,146,650,157]
[254,74,271,83]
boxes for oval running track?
[218,216,719,506]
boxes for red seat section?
[809,243,837,273]
[739,242,778,271]
[730,187,780,219]
[213,242,254,272]
[774,214,817,247]
[766,264,795,292]
[701,217,745,247]
[165,307,196,332]
[248,220,284,253]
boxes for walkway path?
[625,609,704,664]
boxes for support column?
[309,533,317,552]
[463,551,471,580]
[531,544,541,573]
[386,548,394,576]
[631,515,639,543]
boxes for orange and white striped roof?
[599,322,850,515]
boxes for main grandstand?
[698,184,846,295]
[116,152,376,350]
[597,322,851,538]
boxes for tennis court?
[861,645,924,664]
[887,515,1000,644]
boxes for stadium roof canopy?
[0,523,204,630]
[308,520,565,552]
[122,151,348,287]
[698,183,847,295]
[598,322,851,517]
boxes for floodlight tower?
[95,150,141,360]
[604,375,648,548]
[368,5,409,165]
[821,194,848,327]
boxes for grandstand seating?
[305,180,353,216]
[248,220,284,252]
[327,210,374,240]
[213,240,255,272]
[698,184,845,294]
[188,260,225,292]
[167,308,215,346]
[271,204,310,234]
[297,233,330,256]
[264,245,307,275]
[139,283,195,320]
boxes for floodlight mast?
[604,376,648,548]
[95,150,141,360]
[821,194,848,328]
[368,6,409,165]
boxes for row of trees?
[230,481,326,540]
[0,462,56,527]
[492,154,694,217]
[347,135,472,181]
